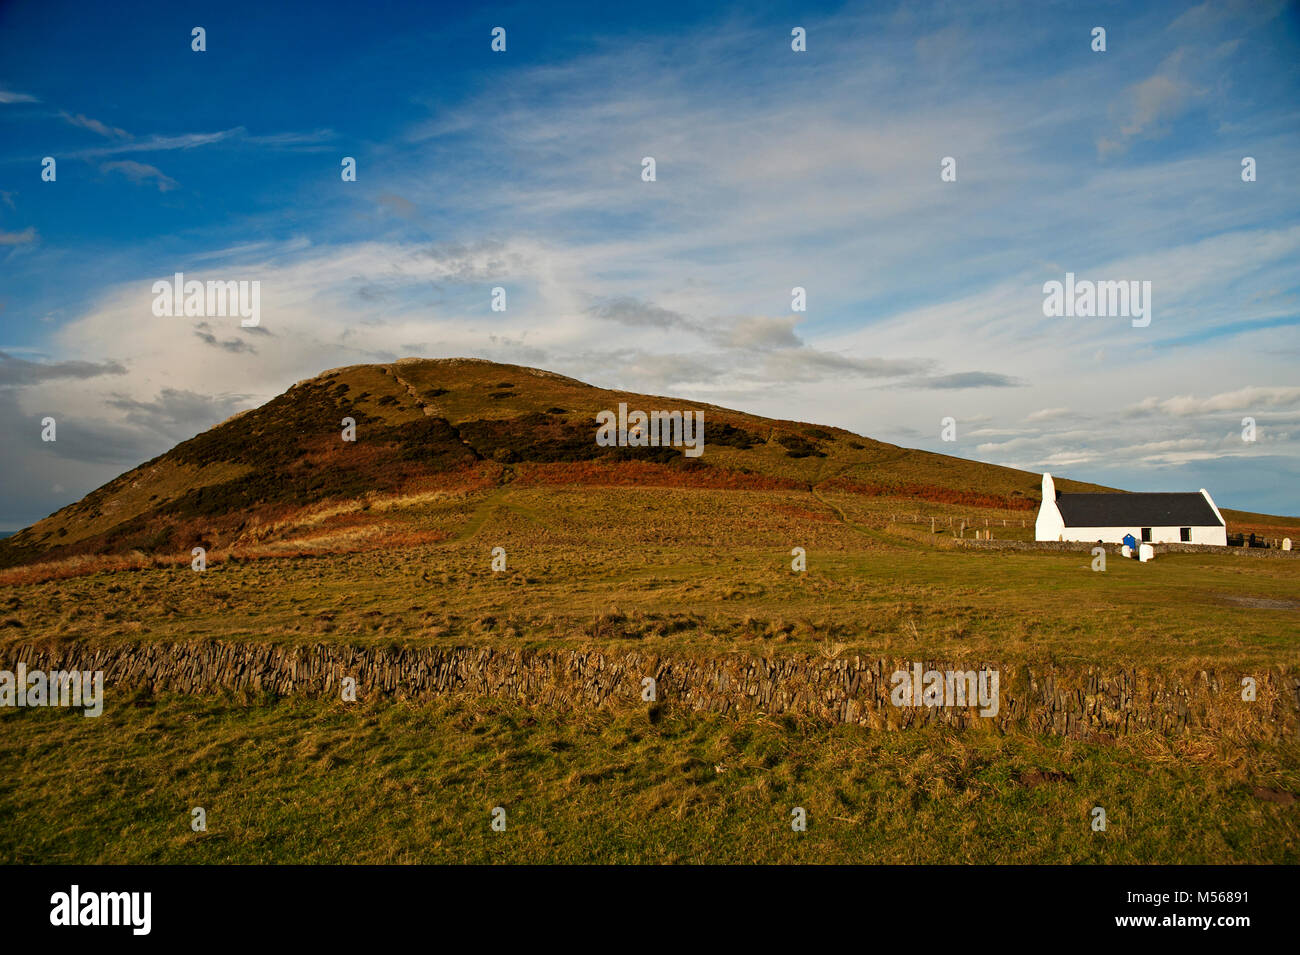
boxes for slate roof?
[1055,492,1222,528]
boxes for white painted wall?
[1035,473,1065,541]
[1049,524,1227,545]
[1199,488,1228,545]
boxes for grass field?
[2,694,1297,864]
[3,486,1297,668]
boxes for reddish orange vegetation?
[0,553,185,587]
[512,461,806,491]
[819,478,1038,511]
[399,463,503,494]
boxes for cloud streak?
[61,111,130,139]
[0,351,125,387]
[101,160,179,192]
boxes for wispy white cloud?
[60,110,130,139]
[1129,386,1300,417]
[64,128,244,159]
[1099,49,1202,156]
[243,129,336,148]
[101,160,179,192]
[62,126,336,160]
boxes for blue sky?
[1,0,1299,530]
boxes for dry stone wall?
[7,640,1297,740]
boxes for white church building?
[1035,473,1228,546]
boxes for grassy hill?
[0,356,1207,572]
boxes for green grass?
[4,486,1297,668]
[1,694,1295,864]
